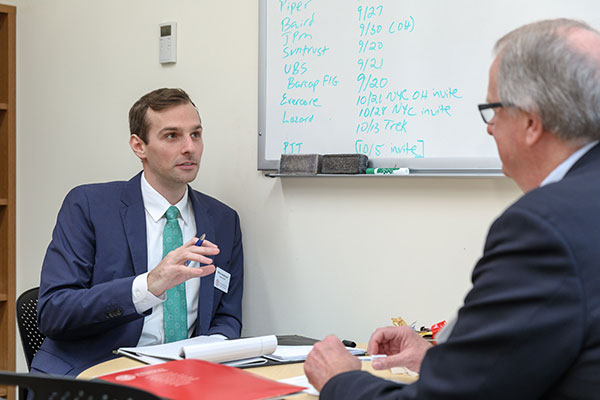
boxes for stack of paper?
[117,335,277,367]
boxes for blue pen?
[186,233,206,266]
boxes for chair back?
[16,287,45,370]
[0,370,161,400]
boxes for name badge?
[214,267,231,293]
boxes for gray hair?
[494,18,600,142]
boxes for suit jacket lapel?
[120,172,148,276]
[189,188,215,335]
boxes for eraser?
[321,154,369,174]
[279,154,323,175]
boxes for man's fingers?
[367,328,385,354]
[167,241,219,266]
[148,253,217,296]
[372,354,406,370]
[322,335,342,346]
[372,356,394,370]
[183,237,219,250]
[187,242,220,260]
[367,326,396,354]
[188,245,220,256]
[183,252,216,266]
[189,265,215,277]
[163,244,219,264]
[185,237,219,249]
[367,338,381,356]
[159,265,216,292]
[200,239,219,248]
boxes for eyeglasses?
[478,102,505,124]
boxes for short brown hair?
[129,88,197,143]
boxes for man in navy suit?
[32,88,243,376]
[305,19,600,399]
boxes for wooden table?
[79,349,418,399]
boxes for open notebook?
[116,335,278,367]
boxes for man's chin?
[174,168,199,183]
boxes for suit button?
[105,309,121,319]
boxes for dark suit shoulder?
[507,168,600,225]
[506,144,600,217]
[66,180,128,199]
[58,180,136,222]
[64,174,144,208]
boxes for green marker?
[366,167,410,175]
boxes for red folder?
[98,359,305,400]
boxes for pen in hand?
[185,233,206,266]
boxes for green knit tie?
[162,206,187,343]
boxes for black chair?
[16,287,45,371]
[0,370,161,400]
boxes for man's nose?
[182,135,195,152]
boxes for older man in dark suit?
[305,18,600,399]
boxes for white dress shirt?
[132,172,201,346]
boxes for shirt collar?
[141,172,192,226]
[540,140,599,187]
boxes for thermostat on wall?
[159,22,177,64]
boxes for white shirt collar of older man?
[540,140,599,188]
[140,172,193,226]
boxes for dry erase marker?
[366,167,410,175]
[185,233,206,266]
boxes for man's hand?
[367,326,432,372]
[304,335,361,392]
[147,238,219,296]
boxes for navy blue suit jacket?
[32,172,243,376]
[322,144,600,399]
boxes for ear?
[129,134,147,161]
[524,111,544,147]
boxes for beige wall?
[12,0,521,372]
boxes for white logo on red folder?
[115,374,136,381]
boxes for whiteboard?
[258,0,600,171]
